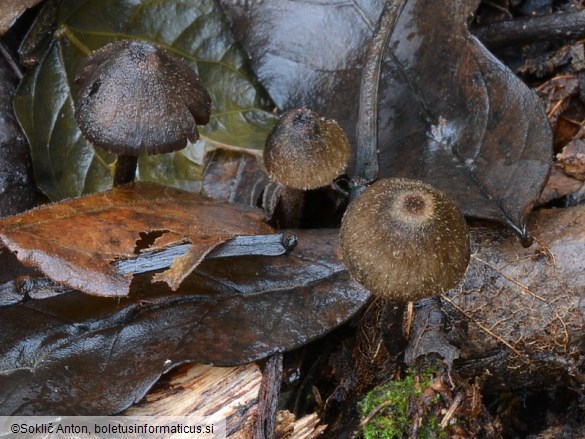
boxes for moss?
[358,367,448,439]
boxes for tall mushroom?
[74,40,212,186]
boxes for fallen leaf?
[13,0,276,200]
[0,0,44,35]
[0,55,36,216]
[443,205,584,384]
[202,148,268,206]
[0,182,272,296]
[0,229,370,415]
[375,0,552,240]
[220,0,552,239]
[219,0,376,150]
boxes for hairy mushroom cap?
[340,178,470,301]
[263,108,350,190]
[74,40,211,156]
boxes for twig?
[254,353,283,439]
[441,294,524,357]
[0,41,23,80]
[114,232,297,275]
[472,10,585,48]
[482,1,513,19]
[357,400,395,430]
[440,392,463,429]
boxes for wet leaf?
[375,1,552,239]
[201,148,268,207]
[0,0,44,35]
[0,55,36,216]
[220,0,552,237]
[0,182,272,296]
[0,229,370,415]
[219,0,376,150]
[13,0,276,201]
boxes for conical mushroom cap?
[263,108,350,190]
[74,40,212,156]
[340,178,470,301]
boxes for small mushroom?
[263,108,350,190]
[339,178,470,301]
[74,40,212,186]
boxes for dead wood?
[254,354,283,439]
[473,10,585,48]
[125,362,326,438]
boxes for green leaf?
[14,0,276,200]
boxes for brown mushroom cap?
[340,178,470,301]
[74,40,211,156]
[263,108,350,190]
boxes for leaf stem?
[57,26,92,56]
[354,0,404,186]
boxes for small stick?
[440,392,463,429]
[357,400,395,430]
[0,41,23,80]
[254,353,283,439]
[114,232,297,275]
[472,10,585,48]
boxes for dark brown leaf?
[0,54,35,217]
[202,148,268,206]
[219,0,375,150]
[443,205,584,386]
[0,182,272,296]
[0,229,370,415]
[0,0,44,35]
[220,0,552,238]
[375,1,552,240]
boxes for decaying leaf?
[0,229,370,415]
[0,55,35,217]
[0,182,272,296]
[220,0,552,239]
[557,139,585,181]
[202,148,268,207]
[375,0,552,241]
[0,0,44,35]
[444,205,585,385]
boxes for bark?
[125,362,326,438]
[442,205,584,389]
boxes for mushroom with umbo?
[74,40,212,186]
[262,110,471,298]
[339,178,470,301]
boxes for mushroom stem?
[113,154,138,186]
[354,0,404,186]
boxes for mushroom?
[74,40,212,186]
[339,178,470,301]
[263,108,350,190]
